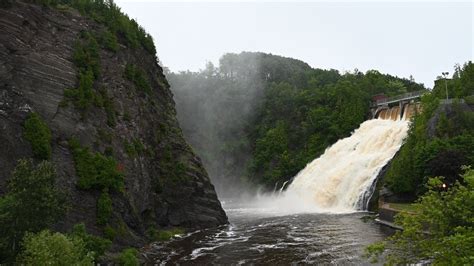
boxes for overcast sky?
[116,0,473,88]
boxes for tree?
[366,167,474,265]
[118,248,139,266]
[23,112,52,160]
[18,230,93,265]
[0,160,66,262]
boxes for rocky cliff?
[0,0,227,249]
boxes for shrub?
[65,31,101,116]
[23,112,52,160]
[465,95,474,105]
[0,160,65,262]
[70,223,111,260]
[18,230,93,265]
[365,167,474,265]
[123,140,136,157]
[118,248,139,266]
[69,138,124,192]
[124,64,151,94]
[124,138,145,157]
[99,29,119,52]
[97,190,113,225]
[99,88,117,127]
[103,224,117,241]
[133,139,145,154]
[67,0,157,56]
[73,31,100,78]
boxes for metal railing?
[375,90,426,106]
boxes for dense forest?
[170,52,425,192]
[384,61,474,197]
[365,62,474,264]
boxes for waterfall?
[279,180,290,194]
[280,113,409,212]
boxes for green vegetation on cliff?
[125,63,152,94]
[118,248,139,266]
[23,0,156,57]
[0,160,66,262]
[69,138,124,192]
[384,61,474,197]
[18,230,94,265]
[23,112,52,160]
[1,0,227,264]
[366,167,474,265]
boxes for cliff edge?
[0,0,227,250]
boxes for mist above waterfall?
[168,53,266,197]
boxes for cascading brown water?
[257,104,415,213]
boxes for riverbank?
[375,202,416,230]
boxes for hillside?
[169,52,425,191]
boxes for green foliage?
[365,168,474,265]
[99,88,117,127]
[118,248,139,266]
[64,30,102,117]
[98,29,119,52]
[125,64,152,94]
[170,52,426,188]
[465,95,474,105]
[158,146,187,184]
[66,0,156,56]
[97,190,113,225]
[69,138,124,192]
[64,70,96,112]
[23,112,52,160]
[0,160,65,262]
[385,74,474,196]
[73,31,100,78]
[432,61,474,99]
[18,230,93,265]
[103,224,117,241]
[70,223,111,260]
[123,138,145,157]
[146,227,184,241]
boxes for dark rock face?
[427,101,473,138]
[0,1,227,249]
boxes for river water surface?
[143,199,392,265]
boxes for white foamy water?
[246,116,409,215]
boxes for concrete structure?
[371,90,426,119]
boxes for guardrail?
[375,90,426,106]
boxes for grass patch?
[387,202,418,213]
[146,228,184,242]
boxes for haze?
[116,1,473,88]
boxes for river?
[143,199,393,265]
